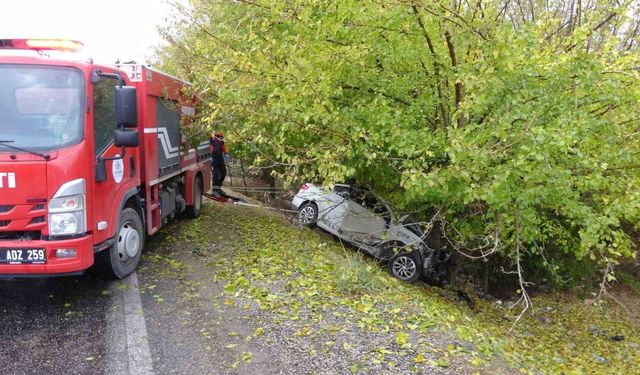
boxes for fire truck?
[0,39,211,278]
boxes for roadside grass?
[171,202,639,374]
[334,251,382,295]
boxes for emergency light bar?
[0,39,83,52]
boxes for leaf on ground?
[242,351,253,362]
[395,332,410,348]
[295,325,312,337]
[470,356,484,366]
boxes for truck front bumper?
[0,235,94,276]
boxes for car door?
[338,187,388,250]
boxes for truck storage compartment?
[155,98,181,176]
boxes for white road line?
[123,273,155,375]
[106,272,155,375]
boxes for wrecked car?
[292,183,448,283]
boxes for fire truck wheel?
[95,207,144,279]
[185,176,203,219]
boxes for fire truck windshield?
[0,65,84,152]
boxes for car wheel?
[95,207,144,279]
[387,249,422,283]
[298,202,318,228]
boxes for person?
[209,130,229,192]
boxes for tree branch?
[411,4,451,128]
[444,30,465,127]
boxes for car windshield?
[0,65,84,151]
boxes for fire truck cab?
[0,39,211,278]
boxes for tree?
[156,0,640,301]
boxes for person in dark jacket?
[210,131,229,192]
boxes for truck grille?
[0,204,46,238]
[0,231,41,241]
[30,216,45,224]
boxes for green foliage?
[157,1,640,281]
[181,109,211,151]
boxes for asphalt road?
[0,275,111,375]
[0,235,237,375]
[0,270,163,375]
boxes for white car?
[292,183,447,283]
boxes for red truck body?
[0,48,211,277]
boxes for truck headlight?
[49,196,86,235]
[48,179,86,236]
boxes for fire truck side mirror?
[113,129,139,148]
[115,86,138,128]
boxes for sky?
[0,0,178,65]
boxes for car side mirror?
[113,129,139,147]
[115,86,137,128]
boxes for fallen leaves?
[159,201,640,374]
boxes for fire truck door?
[91,72,138,244]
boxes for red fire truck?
[0,39,211,278]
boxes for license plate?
[0,248,47,264]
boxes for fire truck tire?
[185,176,203,219]
[95,207,144,279]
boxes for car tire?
[298,202,318,228]
[94,207,144,279]
[387,247,422,283]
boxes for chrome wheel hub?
[392,256,416,280]
[117,222,140,262]
[299,206,315,224]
